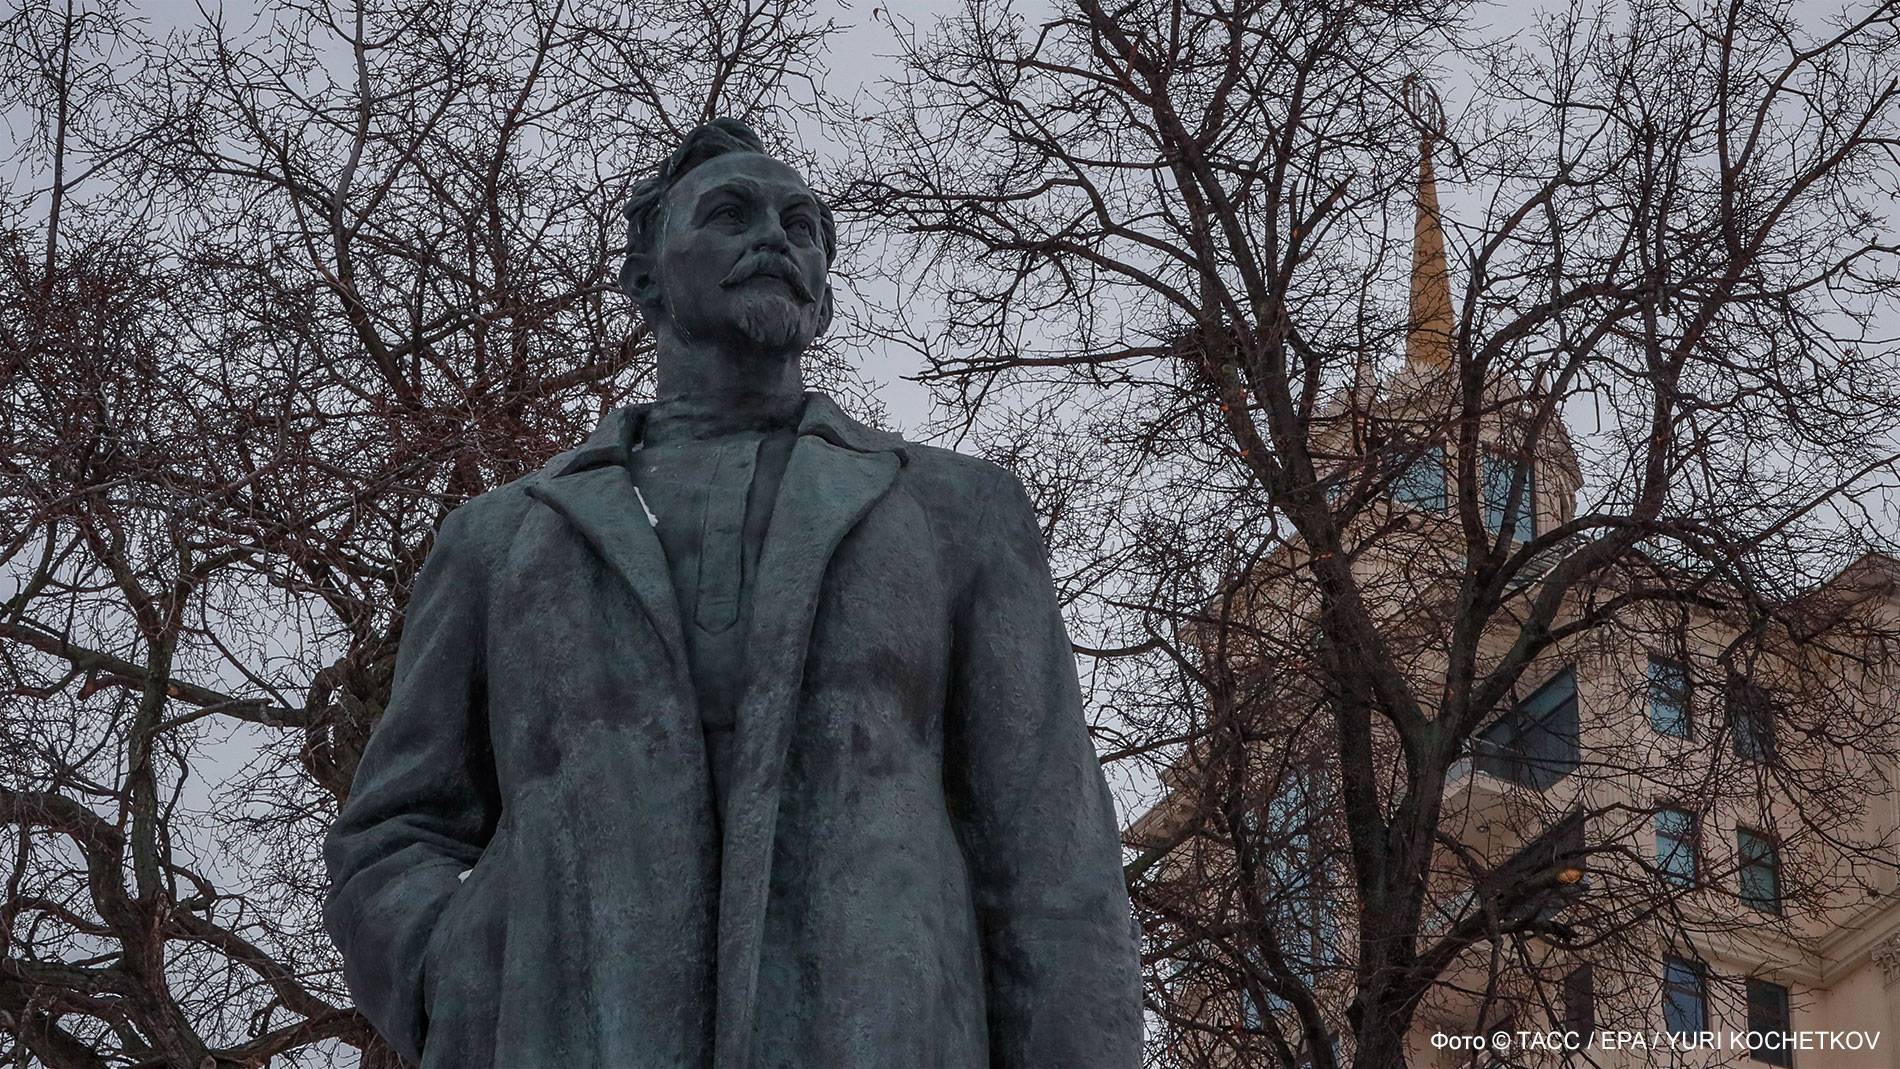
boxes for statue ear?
[619,250,663,314]
[815,282,834,338]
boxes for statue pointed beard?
[732,291,821,355]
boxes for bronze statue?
[323,118,1142,1069]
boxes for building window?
[1482,450,1537,541]
[1746,979,1794,1067]
[1648,656,1690,738]
[1662,955,1707,1036]
[1728,676,1777,762]
[1239,986,1262,1030]
[1392,446,1447,511]
[1563,964,1595,1039]
[1655,809,1699,888]
[1477,669,1579,790]
[1243,772,1342,1021]
[1738,829,1782,915]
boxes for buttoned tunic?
[629,399,798,818]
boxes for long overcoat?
[323,394,1143,1069]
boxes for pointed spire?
[1405,77,1453,372]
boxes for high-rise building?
[1135,112,1900,1069]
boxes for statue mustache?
[719,254,817,303]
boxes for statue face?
[647,152,832,359]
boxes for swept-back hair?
[618,117,836,297]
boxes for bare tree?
[847,0,1900,1066]
[0,0,840,1064]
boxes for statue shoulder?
[902,441,1013,481]
[432,477,542,558]
[898,444,1039,531]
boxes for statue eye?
[787,216,816,238]
[712,204,744,223]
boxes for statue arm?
[946,467,1144,1069]
[322,504,501,1064]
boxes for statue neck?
[644,393,802,444]
[649,339,806,443]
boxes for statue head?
[618,118,836,369]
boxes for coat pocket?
[421,854,500,1021]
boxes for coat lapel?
[523,404,692,683]
[713,396,904,1069]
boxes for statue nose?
[753,220,792,254]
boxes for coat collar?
[545,391,907,478]
[524,394,906,678]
